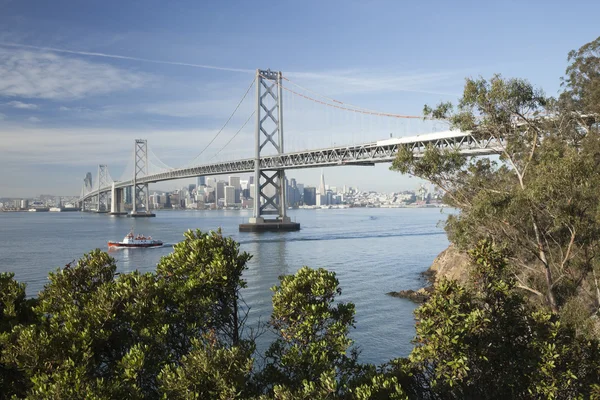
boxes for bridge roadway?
[82,130,502,201]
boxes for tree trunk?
[531,215,559,313]
[233,291,239,345]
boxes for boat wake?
[236,230,444,245]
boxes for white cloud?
[285,68,463,97]
[27,116,40,122]
[58,105,92,113]
[6,100,38,109]
[0,125,252,167]
[0,49,149,100]
[108,98,255,119]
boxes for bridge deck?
[83,131,502,200]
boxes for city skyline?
[1,1,599,197]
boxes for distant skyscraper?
[125,186,132,204]
[216,181,226,201]
[296,183,304,204]
[228,176,241,189]
[197,176,206,187]
[84,172,93,190]
[304,187,317,206]
[287,178,300,207]
[228,177,241,203]
[224,186,236,206]
[319,170,326,195]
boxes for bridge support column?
[240,69,299,232]
[109,182,128,215]
[130,139,155,217]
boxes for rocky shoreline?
[387,244,471,303]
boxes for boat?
[108,230,163,248]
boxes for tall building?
[288,178,300,207]
[228,176,241,189]
[84,172,93,190]
[224,185,236,206]
[228,177,241,203]
[206,177,216,188]
[303,187,317,206]
[188,184,196,194]
[204,186,215,203]
[216,181,226,201]
[296,183,304,204]
[197,176,206,187]
[125,186,132,204]
[319,170,326,195]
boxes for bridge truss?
[82,130,502,201]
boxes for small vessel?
[108,230,163,248]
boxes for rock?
[427,244,471,284]
[388,244,472,303]
[387,287,433,303]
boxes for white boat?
[108,230,163,248]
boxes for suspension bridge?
[80,69,503,231]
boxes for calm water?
[0,207,449,364]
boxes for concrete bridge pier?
[109,183,128,216]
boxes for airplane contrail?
[0,42,254,73]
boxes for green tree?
[156,229,252,350]
[393,71,600,321]
[158,332,254,400]
[408,241,600,399]
[560,36,600,119]
[1,229,254,399]
[0,273,37,399]
[259,267,359,398]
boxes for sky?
[1,0,599,197]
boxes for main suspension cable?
[209,111,255,161]
[185,76,256,167]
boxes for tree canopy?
[392,36,600,327]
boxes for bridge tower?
[131,139,155,217]
[96,164,110,213]
[239,69,300,232]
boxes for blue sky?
[1,0,599,197]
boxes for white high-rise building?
[319,170,326,195]
[228,176,241,189]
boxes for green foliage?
[158,333,254,400]
[260,266,358,397]
[156,228,252,348]
[0,229,253,399]
[409,241,600,399]
[0,273,37,399]
[2,231,600,399]
[560,35,600,116]
[393,67,600,319]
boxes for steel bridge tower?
[96,164,109,212]
[131,139,155,217]
[239,69,300,232]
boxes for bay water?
[0,207,449,365]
